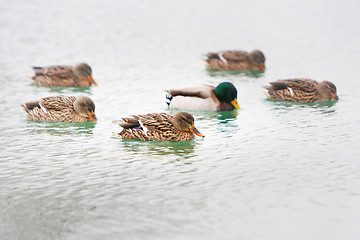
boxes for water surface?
[1,0,360,239]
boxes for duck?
[203,49,265,71]
[166,82,240,111]
[21,96,97,122]
[264,78,339,103]
[112,112,204,141]
[28,63,97,87]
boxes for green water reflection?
[116,138,197,158]
[25,121,96,135]
[206,69,265,78]
[167,109,238,124]
[30,84,93,94]
[266,99,338,115]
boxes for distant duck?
[203,49,265,71]
[21,96,97,122]
[264,78,338,103]
[113,112,204,141]
[166,82,240,111]
[28,63,97,87]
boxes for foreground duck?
[28,63,97,87]
[264,78,338,103]
[21,96,97,122]
[113,112,204,141]
[203,49,265,71]
[166,82,240,111]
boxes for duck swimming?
[166,82,240,111]
[21,96,97,122]
[28,63,97,87]
[113,112,204,141]
[203,49,265,71]
[264,78,338,103]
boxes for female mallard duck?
[166,82,240,111]
[203,49,265,71]
[28,63,97,87]
[21,96,97,122]
[264,78,338,103]
[113,112,204,141]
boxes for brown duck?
[264,78,338,103]
[203,49,265,71]
[28,63,97,87]
[21,96,97,122]
[113,112,204,141]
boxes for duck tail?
[20,104,27,113]
[270,82,287,91]
[206,52,220,59]
[263,82,287,93]
[200,53,210,62]
[262,91,271,98]
[113,117,140,129]
[21,100,40,112]
[31,66,46,75]
[26,76,35,83]
[166,93,173,107]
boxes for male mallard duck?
[112,112,204,141]
[166,82,240,111]
[28,63,97,87]
[21,96,97,122]
[264,78,338,103]
[203,49,265,71]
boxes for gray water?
[1,0,360,239]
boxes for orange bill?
[191,126,204,138]
[87,76,98,86]
[88,113,97,122]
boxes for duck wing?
[40,96,76,111]
[114,113,173,132]
[113,116,141,129]
[206,50,249,62]
[268,79,318,93]
[21,100,41,112]
[167,85,214,99]
[221,51,250,62]
[136,113,173,131]
[32,65,75,79]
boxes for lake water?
[1,0,360,239]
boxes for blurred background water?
[1,0,360,239]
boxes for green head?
[213,82,240,109]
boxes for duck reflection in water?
[25,121,96,136]
[120,139,196,158]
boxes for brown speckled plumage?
[203,50,265,71]
[265,78,339,103]
[28,63,97,87]
[113,112,204,141]
[21,96,97,122]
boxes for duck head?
[73,96,97,122]
[214,82,240,110]
[74,63,97,86]
[250,50,266,70]
[171,112,204,138]
[317,81,339,101]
